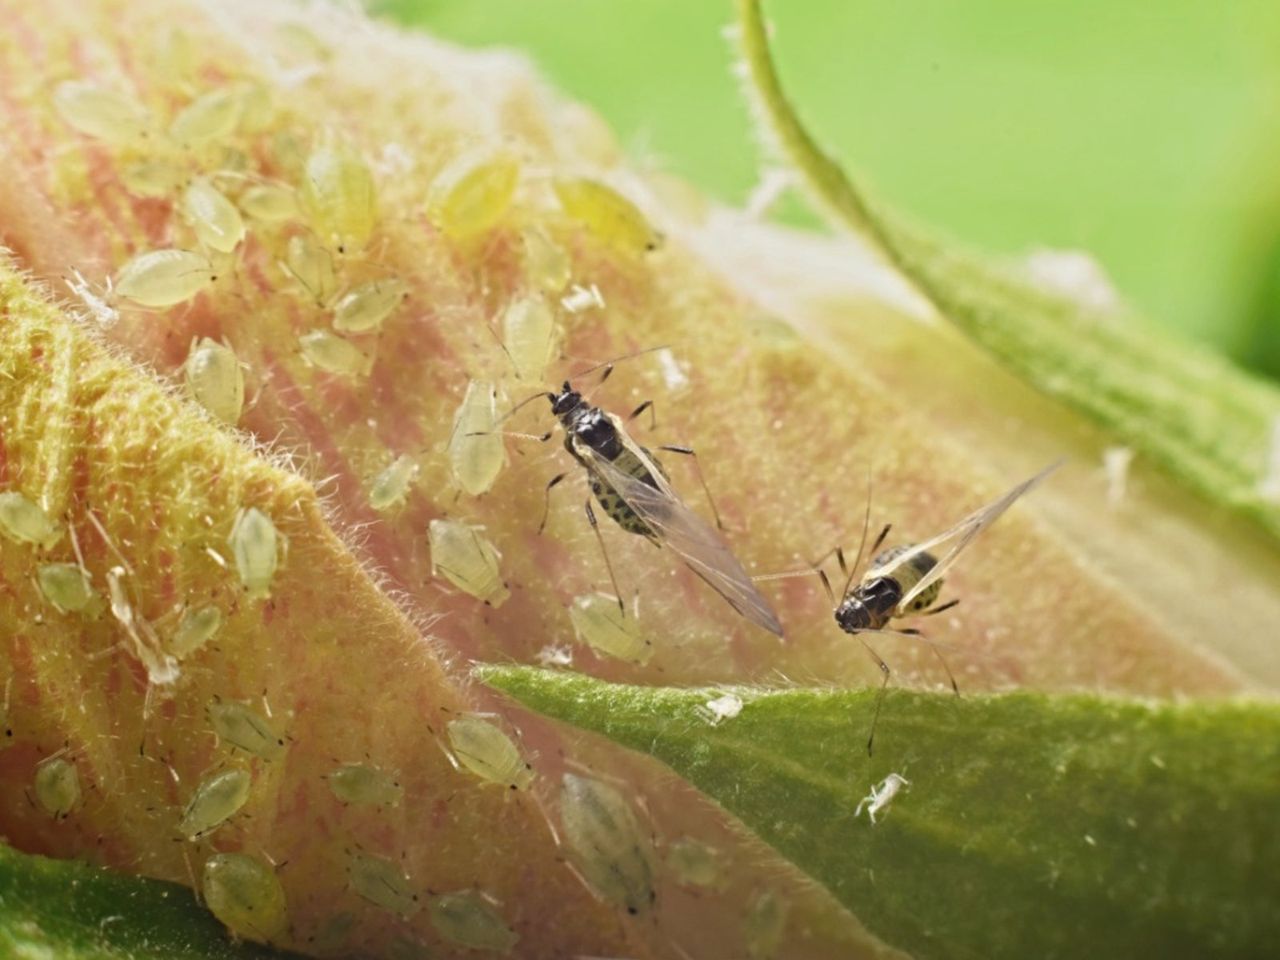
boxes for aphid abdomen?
[184,337,244,425]
[448,380,506,496]
[229,507,279,599]
[327,762,403,807]
[202,852,288,943]
[428,890,518,955]
[445,716,533,790]
[346,851,420,918]
[559,773,655,915]
[206,700,285,761]
[587,447,661,540]
[178,768,252,839]
[0,492,62,549]
[34,756,81,818]
[872,545,942,615]
[588,474,651,538]
[113,249,216,308]
[568,592,652,665]
[428,520,510,607]
[300,144,378,253]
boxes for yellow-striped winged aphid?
[816,462,1061,753]
[501,362,783,638]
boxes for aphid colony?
[42,59,1070,954]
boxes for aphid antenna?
[749,562,833,605]
[86,509,133,573]
[841,468,884,599]
[566,343,673,387]
[481,318,519,373]
[66,522,90,575]
[494,389,555,425]
[858,633,893,756]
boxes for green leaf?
[481,666,1280,960]
[733,0,1280,544]
[0,843,294,960]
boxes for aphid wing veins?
[881,461,1062,612]
[583,442,784,637]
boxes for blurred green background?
[378,0,1280,379]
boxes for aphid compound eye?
[34,756,81,819]
[206,700,285,761]
[0,492,63,550]
[202,852,288,942]
[229,508,279,600]
[448,381,506,496]
[184,338,245,425]
[444,716,533,791]
[332,278,406,334]
[428,520,510,607]
[500,296,558,383]
[298,330,372,378]
[568,593,652,665]
[426,151,520,241]
[169,604,223,658]
[113,249,216,308]
[428,891,518,955]
[368,455,419,512]
[300,144,378,254]
[552,178,662,256]
[326,762,403,808]
[558,773,655,916]
[346,851,420,918]
[177,768,252,839]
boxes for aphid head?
[549,381,583,417]
[834,576,901,633]
[833,596,872,633]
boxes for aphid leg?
[749,551,835,601]
[539,473,568,534]
[898,626,960,696]
[581,363,616,404]
[627,399,657,431]
[657,445,725,530]
[482,319,517,371]
[919,598,960,618]
[859,634,892,756]
[584,500,626,614]
[816,567,836,605]
[466,429,552,443]
[496,390,554,425]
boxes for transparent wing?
[582,443,784,638]
[867,461,1062,612]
